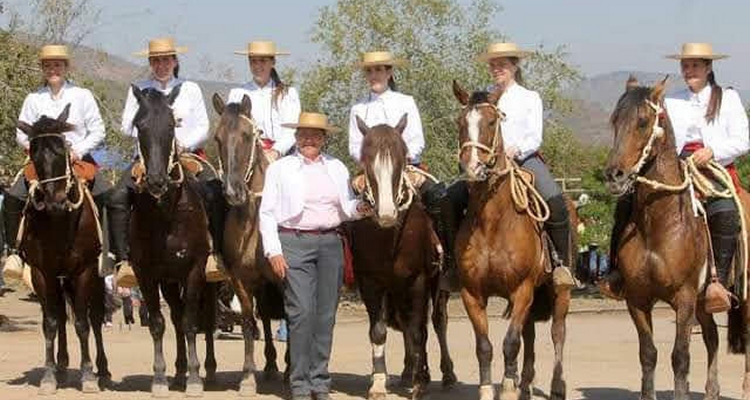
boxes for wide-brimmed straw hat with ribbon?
[134,37,188,57]
[477,42,532,62]
[234,41,290,57]
[356,51,406,68]
[39,45,70,61]
[282,112,341,133]
[666,43,729,60]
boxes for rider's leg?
[704,197,740,314]
[107,166,137,288]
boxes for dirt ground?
[0,286,747,400]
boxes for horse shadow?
[577,387,742,400]
[6,367,113,391]
[113,370,288,396]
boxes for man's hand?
[269,254,289,280]
[692,147,714,166]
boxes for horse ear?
[167,84,182,105]
[487,85,503,105]
[651,75,669,102]
[131,84,145,104]
[240,94,252,116]
[452,80,469,106]
[17,121,32,135]
[57,103,71,122]
[395,113,408,135]
[626,74,639,91]
[212,93,225,115]
[355,115,369,136]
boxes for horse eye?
[637,117,649,130]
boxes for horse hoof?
[239,376,257,397]
[399,373,413,388]
[82,379,99,393]
[151,383,169,398]
[441,372,457,389]
[204,372,217,386]
[478,384,494,400]
[38,381,57,396]
[368,392,387,400]
[263,368,280,381]
[499,378,519,400]
[185,382,204,397]
[411,384,427,400]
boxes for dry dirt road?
[0,287,747,400]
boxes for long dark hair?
[270,67,288,108]
[704,60,722,124]
[386,66,397,91]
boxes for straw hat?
[39,45,70,61]
[666,43,729,60]
[134,37,188,57]
[356,51,406,68]
[234,41,289,57]
[477,42,532,62]
[282,112,341,133]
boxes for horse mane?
[610,85,676,151]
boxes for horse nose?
[224,182,247,206]
[377,214,398,228]
[146,174,169,197]
[605,167,626,183]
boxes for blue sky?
[5,0,749,89]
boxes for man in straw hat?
[259,112,370,400]
[108,37,228,287]
[3,44,110,287]
[228,41,301,162]
[600,43,749,313]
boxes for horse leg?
[550,288,571,400]
[432,287,457,388]
[627,302,657,400]
[519,319,535,400]
[672,293,695,400]
[400,330,414,387]
[183,268,204,397]
[202,283,217,385]
[363,289,388,400]
[142,281,169,397]
[695,297,719,400]
[232,277,258,395]
[88,276,110,382]
[38,274,60,395]
[500,284,534,400]
[461,287,493,400]
[55,286,69,377]
[742,299,750,400]
[162,283,187,388]
[262,315,280,377]
[407,275,431,400]
[72,270,98,393]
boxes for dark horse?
[128,85,217,397]
[17,105,109,395]
[211,93,286,395]
[605,77,750,400]
[349,115,456,400]
[452,81,575,400]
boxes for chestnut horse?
[349,115,456,400]
[128,85,216,397]
[16,106,109,395]
[452,81,573,400]
[605,77,750,400]
[211,93,287,395]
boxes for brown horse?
[211,93,286,395]
[452,81,573,400]
[349,115,456,400]
[128,85,216,397]
[16,105,109,395]
[605,77,750,400]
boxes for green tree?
[301,0,580,179]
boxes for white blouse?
[227,81,301,155]
[348,89,425,163]
[17,82,105,158]
[492,82,544,160]
[121,78,210,151]
[665,85,749,166]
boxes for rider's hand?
[268,254,289,280]
[505,146,520,159]
[356,201,373,216]
[692,147,714,166]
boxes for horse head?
[131,84,182,199]
[605,76,671,195]
[452,80,505,181]
[212,93,264,206]
[17,104,77,214]
[356,114,409,228]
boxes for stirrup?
[704,281,733,314]
[205,253,229,282]
[115,260,138,288]
[553,266,575,292]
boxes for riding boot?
[422,181,459,291]
[545,195,575,291]
[704,210,739,314]
[597,193,634,300]
[2,195,26,283]
[107,183,137,288]
[202,179,229,282]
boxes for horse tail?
[530,283,554,322]
[727,304,746,354]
